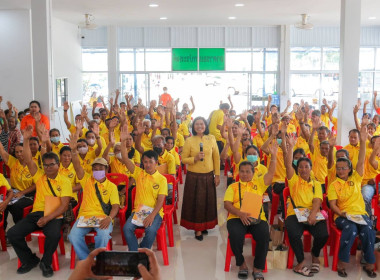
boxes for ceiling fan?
[79,14,98,30]
[295,14,314,30]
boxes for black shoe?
[17,256,40,274]
[202,230,208,235]
[195,232,203,241]
[39,262,53,278]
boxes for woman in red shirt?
[20,101,50,137]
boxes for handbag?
[238,182,262,225]
[95,183,112,216]
[47,179,75,223]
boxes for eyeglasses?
[336,167,350,171]
[43,163,57,168]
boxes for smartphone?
[92,251,150,277]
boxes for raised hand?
[241,110,248,120]
[67,133,78,151]
[6,101,13,110]
[267,95,272,103]
[332,100,337,109]
[272,112,280,124]
[312,117,321,130]
[23,125,34,140]
[322,98,327,105]
[374,91,378,98]
[362,114,370,126]
[268,140,279,155]
[135,120,145,135]
[115,89,120,96]
[63,101,70,111]
[255,110,262,123]
[286,133,297,148]
[109,97,114,106]
[360,124,368,142]
[287,100,291,107]
[353,104,359,114]
[364,100,370,106]
[109,131,116,146]
[300,99,305,107]
[120,124,129,142]
[271,123,279,137]
[328,132,336,147]
[190,96,193,103]
[92,100,97,108]
[75,118,84,131]
[41,127,50,143]
[295,109,304,122]
[157,106,165,116]
[92,124,100,136]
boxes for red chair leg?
[106,239,112,250]
[165,214,174,247]
[304,234,311,252]
[52,250,59,271]
[26,234,32,242]
[332,233,341,271]
[269,193,279,225]
[182,164,187,174]
[263,260,268,272]
[251,238,256,256]
[224,238,233,272]
[18,258,22,268]
[0,228,6,251]
[323,245,329,267]
[59,236,65,255]
[70,245,76,269]
[158,226,169,266]
[287,246,295,269]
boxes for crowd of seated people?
[0,88,379,280]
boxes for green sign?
[172,48,198,71]
[199,48,225,71]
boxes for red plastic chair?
[0,161,10,178]
[163,174,177,247]
[225,233,267,272]
[282,187,329,269]
[135,221,169,266]
[17,230,65,271]
[0,186,7,251]
[373,174,380,230]
[106,173,129,246]
[120,188,169,265]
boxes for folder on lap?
[240,192,263,219]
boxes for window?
[145,49,171,71]
[82,48,108,71]
[226,49,251,71]
[290,47,321,70]
[56,78,68,107]
[290,47,339,107]
[82,48,108,106]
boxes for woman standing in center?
[180,117,220,241]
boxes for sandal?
[293,267,314,277]
[363,266,377,278]
[310,263,320,274]
[337,268,347,278]
[237,269,248,279]
[252,271,264,280]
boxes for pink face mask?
[93,170,105,181]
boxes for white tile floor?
[0,174,375,279]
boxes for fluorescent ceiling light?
[368,16,376,20]
[160,17,168,20]
[149,4,159,8]
[235,3,244,7]
[228,16,236,20]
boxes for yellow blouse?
[181,134,220,175]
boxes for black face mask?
[153,147,163,155]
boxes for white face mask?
[87,139,95,145]
[116,153,122,160]
[94,119,100,124]
[78,147,88,155]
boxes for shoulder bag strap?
[47,179,57,197]
[94,183,106,206]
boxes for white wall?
[51,17,83,138]
[0,9,33,111]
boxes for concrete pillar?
[337,0,361,146]
[31,0,54,118]
[279,25,291,112]
[107,25,119,99]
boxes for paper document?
[132,205,154,227]
[294,208,325,223]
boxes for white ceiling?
[1,0,380,26]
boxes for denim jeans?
[361,184,376,216]
[68,220,113,260]
[123,213,162,251]
[335,216,375,264]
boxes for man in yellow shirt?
[343,129,360,169]
[209,103,230,154]
[8,125,72,277]
[68,134,120,261]
[120,125,167,251]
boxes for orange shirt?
[160,93,172,106]
[20,114,50,137]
